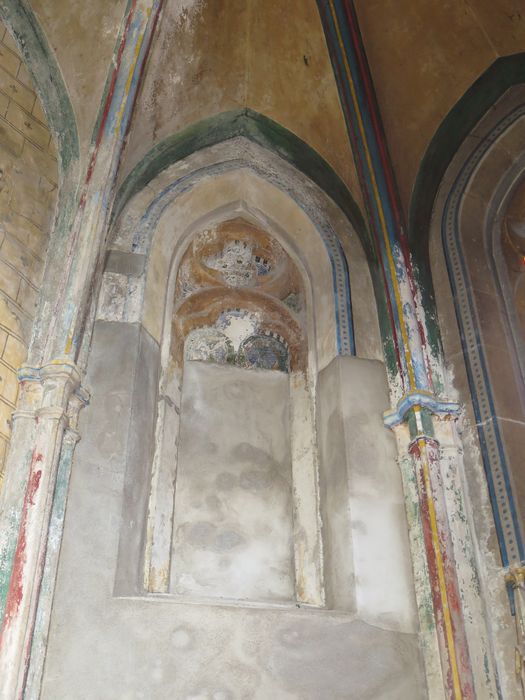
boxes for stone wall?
[0,23,58,485]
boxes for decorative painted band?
[384,391,460,429]
[126,154,356,356]
[317,0,434,394]
[442,104,525,567]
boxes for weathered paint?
[410,436,475,699]
[40,0,165,362]
[409,53,525,367]
[0,2,162,691]
[0,363,86,700]
[316,2,498,697]
[0,453,42,639]
[24,428,79,698]
[0,0,82,369]
[113,108,368,256]
[114,138,357,358]
[440,103,525,571]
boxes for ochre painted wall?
[0,23,58,484]
[120,0,363,209]
[354,0,525,216]
[30,0,127,164]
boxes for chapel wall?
[40,317,426,699]
[0,23,58,486]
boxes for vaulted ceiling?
[22,0,525,222]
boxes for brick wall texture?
[0,23,58,486]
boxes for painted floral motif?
[205,239,271,287]
[238,333,289,372]
[185,315,289,373]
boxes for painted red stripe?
[0,453,43,646]
[410,440,456,698]
[425,443,476,698]
[343,0,434,388]
[321,8,405,381]
[342,1,402,229]
[118,0,165,172]
[85,0,138,190]
[319,1,406,385]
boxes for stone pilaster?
[0,361,87,700]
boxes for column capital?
[384,390,460,428]
[12,358,89,424]
[18,359,82,386]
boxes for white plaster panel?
[170,361,294,603]
[318,356,418,632]
[41,322,426,699]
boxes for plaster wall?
[317,355,418,632]
[120,0,362,208]
[171,361,294,603]
[41,318,426,699]
[354,0,525,214]
[0,22,58,485]
[29,0,127,167]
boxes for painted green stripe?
[0,0,79,174]
[410,52,525,259]
[409,52,525,372]
[113,108,370,258]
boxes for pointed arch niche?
[103,139,416,631]
[426,86,525,695]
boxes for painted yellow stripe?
[327,0,416,389]
[114,6,152,137]
[419,437,463,698]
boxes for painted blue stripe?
[442,106,525,567]
[319,1,408,372]
[132,158,355,357]
[330,1,400,251]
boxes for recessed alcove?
[165,218,312,604]
[40,155,423,698]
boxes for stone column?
[24,393,85,698]
[0,362,87,700]
[316,2,502,695]
[0,2,165,696]
[394,408,501,699]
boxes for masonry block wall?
[0,23,58,486]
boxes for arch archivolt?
[428,92,525,692]
[106,142,364,603]
[109,137,382,365]
[101,136,416,631]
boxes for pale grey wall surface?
[41,326,426,699]
[171,361,294,603]
[114,321,159,595]
[318,356,419,632]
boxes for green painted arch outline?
[113,108,369,255]
[0,0,80,623]
[114,109,375,356]
[0,0,81,364]
[0,0,79,176]
[408,52,525,368]
[409,52,525,258]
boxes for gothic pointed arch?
[0,0,79,177]
[426,79,525,688]
[408,53,525,336]
[113,108,368,256]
